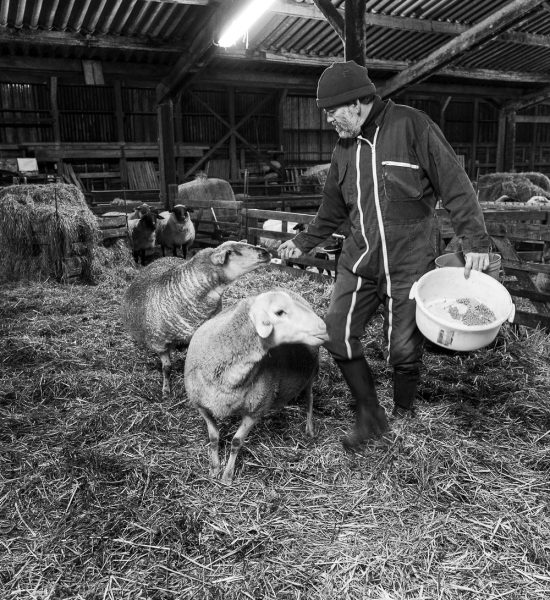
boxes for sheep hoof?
[209,465,222,478]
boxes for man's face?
[324,103,362,138]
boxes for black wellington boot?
[335,357,390,450]
[392,369,419,419]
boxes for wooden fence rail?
[94,197,550,330]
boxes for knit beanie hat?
[316,61,376,109]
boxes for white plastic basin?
[409,267,515,351]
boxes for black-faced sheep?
[121,241,271,396]
[127,211,164,265]
[156,204,195,259]
[128,203,151,220]
[184,289,329,484]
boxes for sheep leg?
[221,415,258,485]
[197,408,222,477]
[159,351,171,397]
[305,379,315,437]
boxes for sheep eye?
[275,309,285,317]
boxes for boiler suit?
[292,98,490,394]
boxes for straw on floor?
[1,265,549,599]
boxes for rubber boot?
[392,369,419,418]
[335,357,389,450]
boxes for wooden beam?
[504,84,550,112]
[516,115,550,123]
[216,50,550,86]
[312,0,344,40]
[377,0,546,98]
[344,0,367,65]
[156,0,238,103]
[0,28,188,53]
[158,100,177,208]
[0,56,171,80]
[275,0,467,35]
[183,92,276,179]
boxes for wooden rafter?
[311,0,344,40]
[155,0,236,103]
[183,90,276,179]
[504,84,550,112]
[377,0,546,98]
[216,49,550,86]
[0,28,187,53]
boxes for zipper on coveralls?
[355,130,394,363]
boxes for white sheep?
[121,241,271,396]
[184,289,329,484]
[127,211,164,265]
[156,204,196,259]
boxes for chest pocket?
[337,162,357,206]
[382,160,422,201]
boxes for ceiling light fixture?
[217,0,276,48]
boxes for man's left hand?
[464,252,490,279]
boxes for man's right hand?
[278,240,304,260]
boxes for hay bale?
[0,183,102,283]
[178,172,236,204]
[301,163,331,192]
[478,172,550,203]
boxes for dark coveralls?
[293,97,490,377]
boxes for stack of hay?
[300,163,331,193]
[477,172,550,204]
[0,183,123,284]
[178,172,242,241]
[177,171,236,204]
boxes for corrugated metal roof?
[0,0,549,92]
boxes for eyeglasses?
[323,106,346,118]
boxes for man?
[278,60,490,450]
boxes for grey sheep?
[184,289,329,484]
[121,241,271,396]
[127,210,164,265]
[156,204,196,259]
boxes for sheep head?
[210,241,270,280]
[248,290,328,347]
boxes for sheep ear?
[210,246,229,265]
[249,304,273,338]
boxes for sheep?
[127,210,164,265]
[128,203,151,220]
[184,289,329,484]
[155,204,196,258]
[121,241,271,397]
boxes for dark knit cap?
[316,60,376,109]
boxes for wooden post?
[228,87,238,182]
[157,100,177,209]
[440,95,451,133]
[504,110,516,172]
[472,98,479,179]
[496,109,506,172]
[168,183,178,211]
[49,76,61,177]
[344,0,367,65]
[114,81,127,188]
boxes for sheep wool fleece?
[293,98,490,365]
